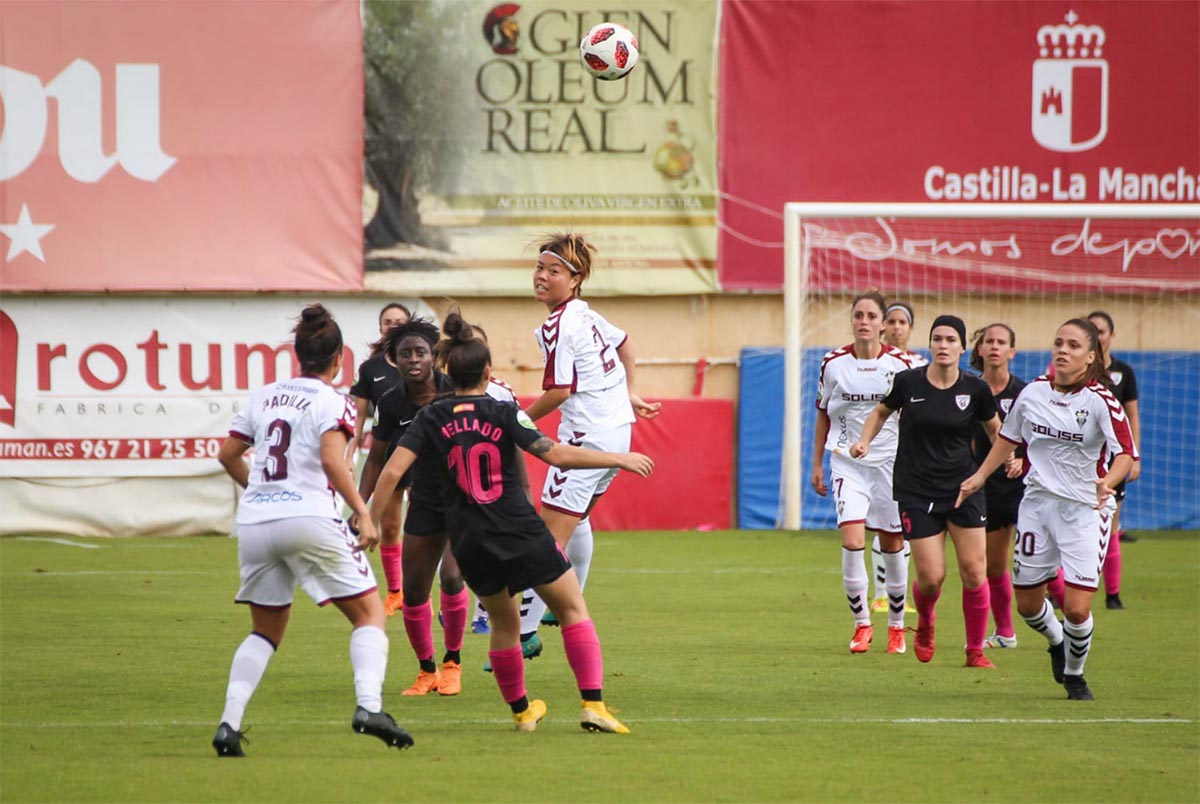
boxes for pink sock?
[911,583,942,624]
[488,646,526,704]
[1047,569,1065,609]
[962,583,990,651]
[401,600,434,662]
[989,572,1015,638]
[439,589,470,653]
[1103,532,1122,595]
[380,544,402,593]
[562,619,604,692]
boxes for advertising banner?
[0,297,430,477]
[0,0,364,292]
[798,214,1200,294]
[361,0,718,297]
[718,1,1200,289]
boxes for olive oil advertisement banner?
[362,0,718,296]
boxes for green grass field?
[1,530,1197,803]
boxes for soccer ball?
[579,22,639,80]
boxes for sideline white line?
[13,537,103,549]
[2,716,1191,728]
[10,570,216,576]
[606,567,796,575]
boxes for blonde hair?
[535,231,597,297]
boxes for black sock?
[520,632,535,643]
[419,657,437,673]
[509,695,529,714]
[581,688,602,702]
[442,650,460,664]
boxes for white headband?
[540,249,580,275]
[885,304,913,324]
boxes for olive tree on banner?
[363,0,474,260]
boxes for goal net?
[781,202,1200,531]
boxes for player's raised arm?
[523,435,654,478]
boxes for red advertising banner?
[718,1,1200,289]
[0,0,363,292]
[518,397,733,531]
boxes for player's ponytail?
[293,304,343,376]
[440,311,491,391]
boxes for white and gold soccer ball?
[579,22,639,80]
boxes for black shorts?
[403,500,445,537]
[900,492,987,540]
[985,493,1022,530]
[454,532,571,598]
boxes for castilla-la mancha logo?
[1031,10,1108,153]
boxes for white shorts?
[541,423,631,517]
[1011,492,1113,591]
[235,516,377,607]
[830,454,901,534]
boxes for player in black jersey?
[970,323,1026,650]
[1088,311,1140,609]
[852,314,1001,669]
[356,318,470,698]
[369,312,653,733]
[349,302,410,613]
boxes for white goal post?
[781,202,1200,531]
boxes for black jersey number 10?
[448,443,503,504]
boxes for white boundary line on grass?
[11,567,797,578]
[9,569,215,576]
[13,537,104,549]
[3,716,1192,728]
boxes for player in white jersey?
[960,319,1136,700]
[812,291,917,654]
[519,232,662,642]
[210,304,412,756]
[870,301,926,614]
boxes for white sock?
[883,548,908,628]
[1022,598,1064,646]
[842,547,870,626]
[1063,615,1094,677]
[520,590,545,635]
[349,625,388,713]
[220,632,275,730]
[870,535,886,601]
[903,540,912,561]
[566,518,594,591]
[474,599,488,624]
